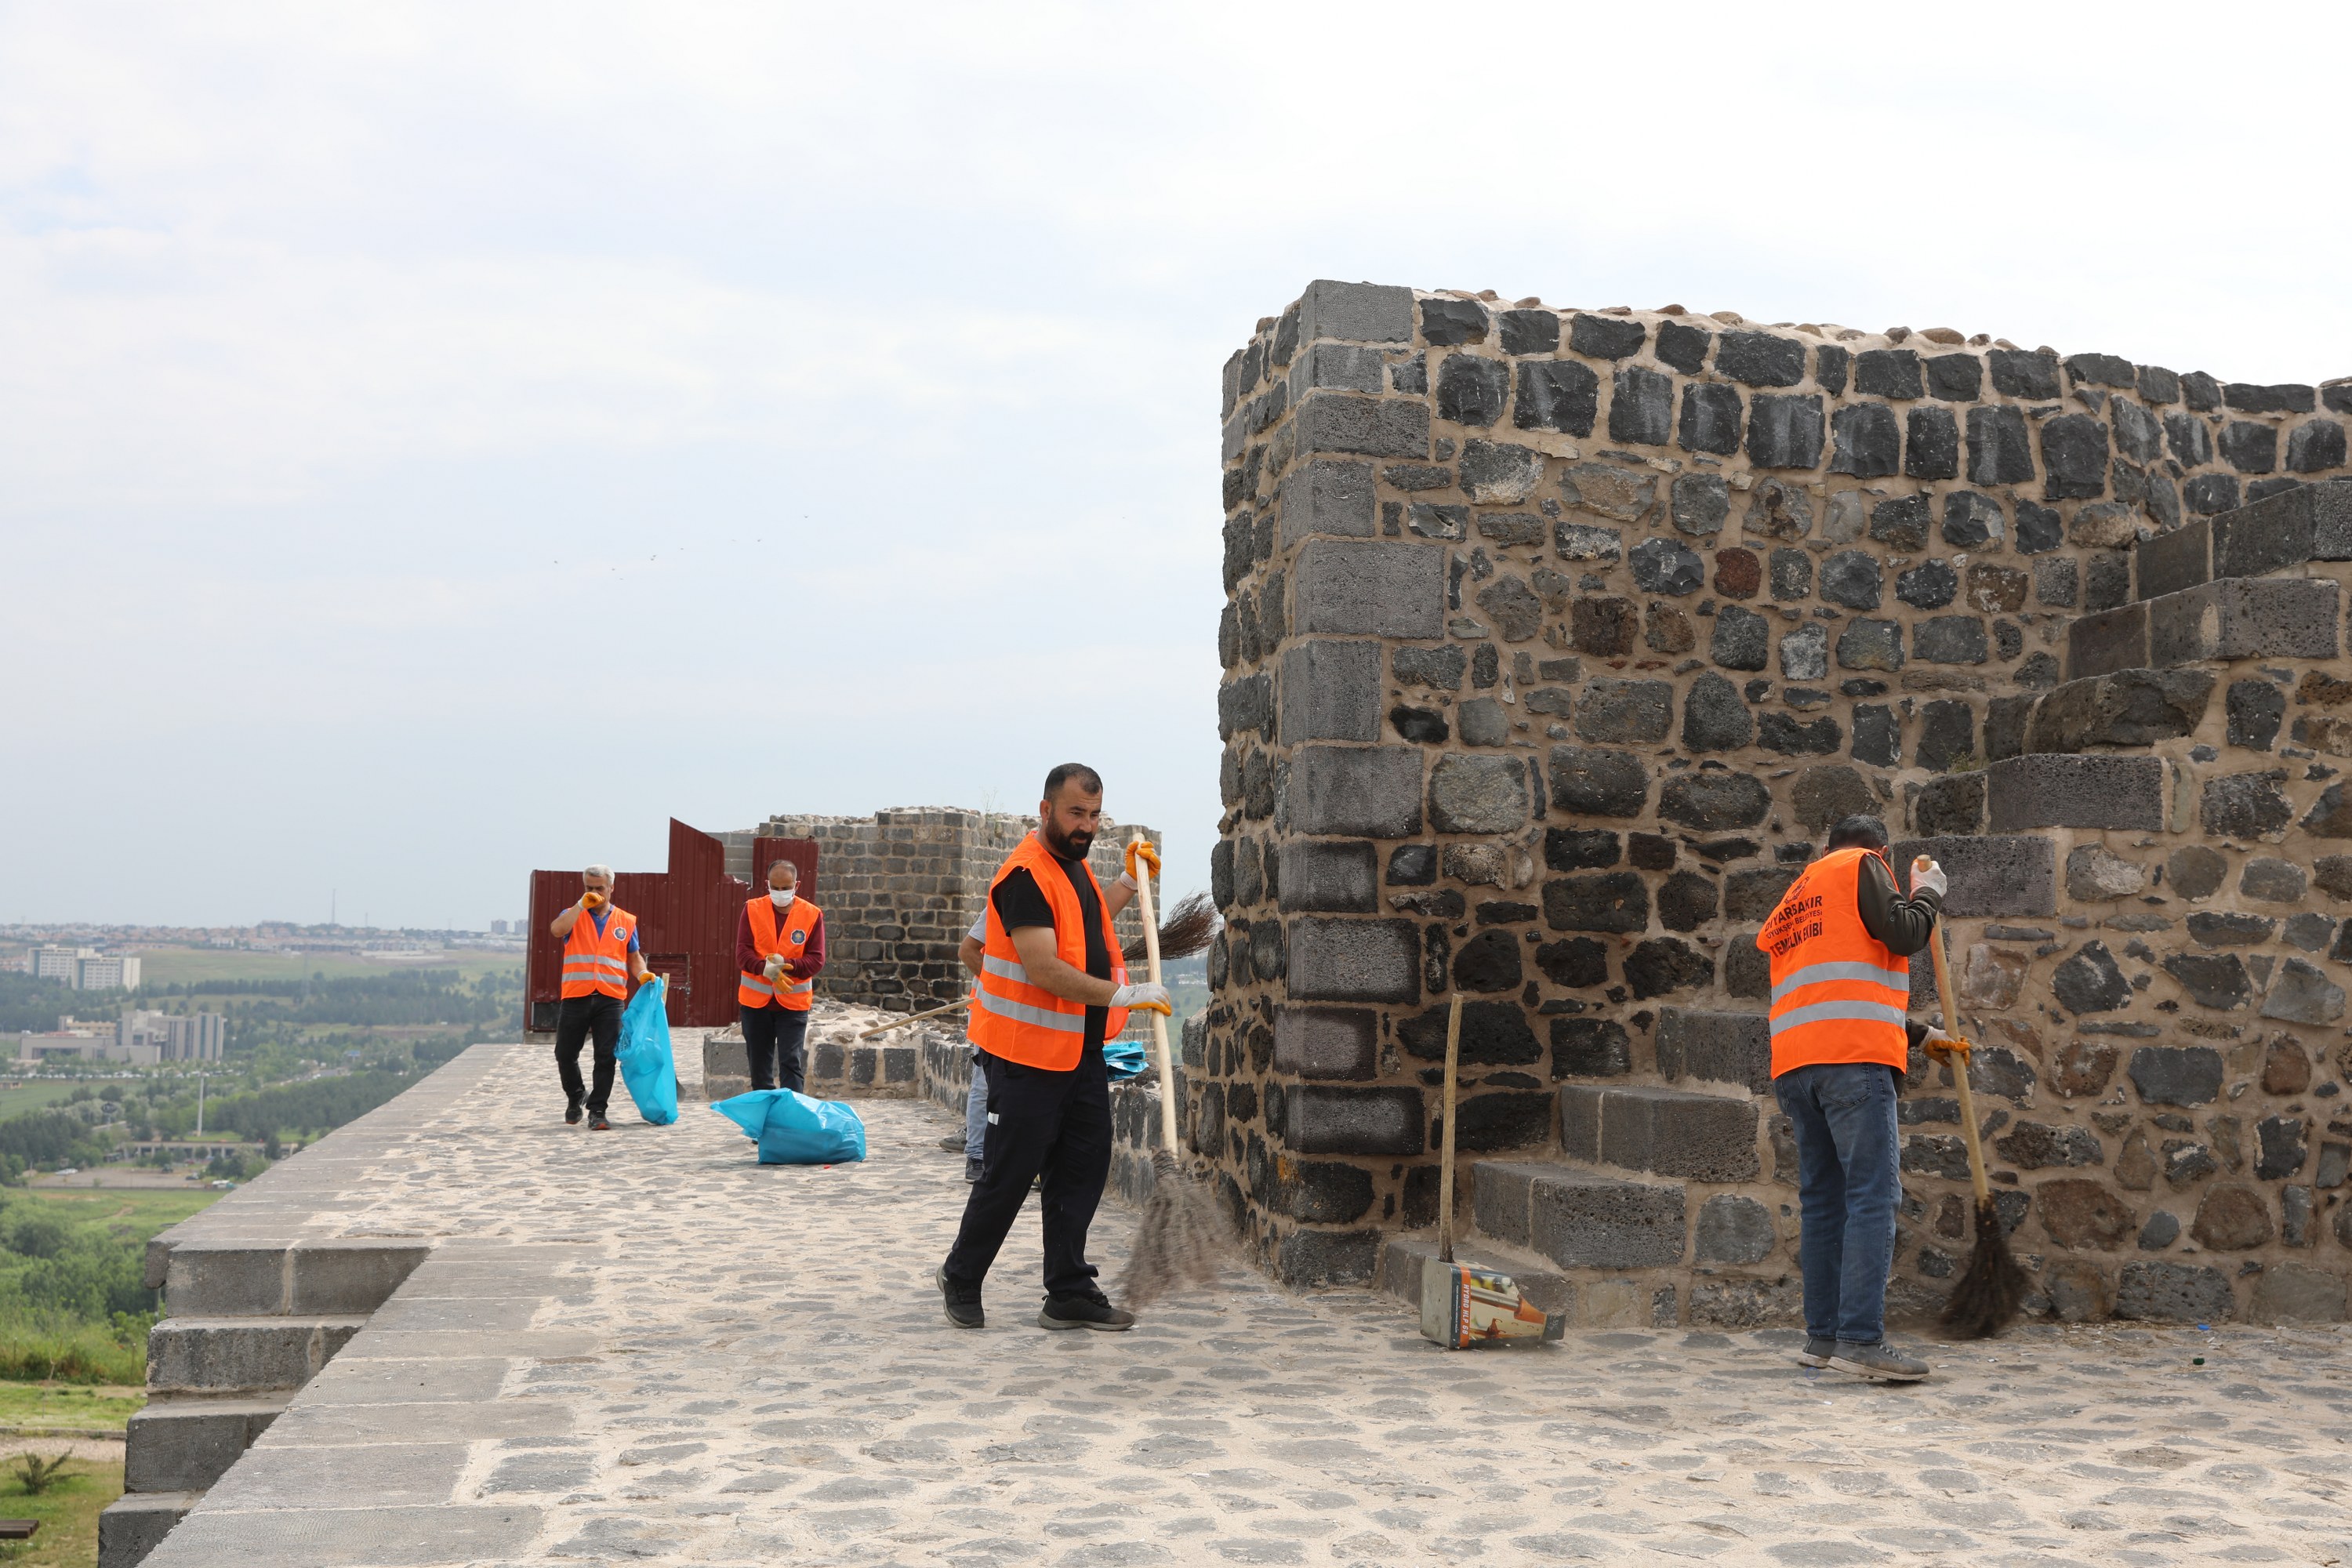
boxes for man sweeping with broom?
[935,764,1171,1332]
[1760,815,1956,1382]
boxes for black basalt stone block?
[1990,348,2061,400]
[2227,679,2285,751]
[1746,394,1824,470]
[1829,404,1900,477]
[1715,331,1806,388]
[1943,491,2005,550]
[1658,771,1772,831]
[1497,309,1559,356]
[2041,414,2111,499]
[1515,360,1599,436]
[1856,348,1922,400]
[1421,298,1488,347]
[2225,383,2317,415]
[1568,314,1645,360]
[2184,474,2241,515]
[1679,383,1743,456]
[1906,406,1960,481]
[1543,872,1650,934]
[1896,559,1958,610]
[2220,420,2278,474]
[1869,494,1931,550]
[1610,365,1674,446]
[1656,319,1710,375]
[1817,344,1849,395]
[1436,354,1509,427]
[1926,354,1983,401]
[2066,352,2137,390]
[2288,420,2348,474]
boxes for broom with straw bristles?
[1918,856,2029,1338]
[1114,836,1227,1309]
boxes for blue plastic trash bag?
[1103,1037,1148,1081]
[710,1088,866,1165]
[614,978,679,1126]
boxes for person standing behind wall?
[548,863,655,1131]
[737,858,824,1092]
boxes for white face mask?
[769,889,795,909]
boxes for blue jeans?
[964,1050,987,1159]
[1773,1062,1901,1347]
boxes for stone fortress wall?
[725,808,1159,1016]
[1202,277,2352,1327]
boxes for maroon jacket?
[735,899,826,982]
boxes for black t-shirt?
[993,855,1111,1051]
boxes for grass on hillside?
[0,1457,122,1567]
[22,1191,220,1237]
[134,947,521,991]
[0,1088,78,1123]
[0,1384,143,1434]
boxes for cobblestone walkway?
[149,1044,2352,1567]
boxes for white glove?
[1921,1025,1953,1048]
[1109,981,1172,1014]
[1911,858,1948,899]
[763,956,786,980]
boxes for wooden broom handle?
[1918,858,1992,1206]
[1437,991,1463,1264]
[1131,835,1180,1155]
[855,997,969,1038]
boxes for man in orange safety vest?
[935,763,1170,1334]
[735,858,824,1091]
[547,863,655,1131]
[1761,815,1951,1383]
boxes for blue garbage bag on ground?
[710,1088,866,1164]
[1104,1037,1148,1081]
[615,978,679,1125]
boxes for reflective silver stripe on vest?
[740,974,775,996]
[982,953,1031,985]
[1770,960,1910,1005]
[564,960,626,975]
[1767,999,1910,1036]
[783,978,813,995]
[971,989,1087,1032]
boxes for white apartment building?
[29,946,78,982]
[118,1010,226,1062]
[76,953,141,991]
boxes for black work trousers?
[943,1044,1112,1301]
[554,993,622,1114]
[741,1004,809,1092]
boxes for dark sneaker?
[565,1098,583,1126]
[1797,1337,1835,1368]
[937,1266,983,1330]
[1830,1341,1929,1382]
[938,1134,966,1152]
[965,1158,982,1184]
[1039,1292,1135,1332]
[588,1113,612,1131]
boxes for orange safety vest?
[740,895,822,1011]
[560,905,637,1000]
[967,833,1130,1071]
[1761,846,1911,1076]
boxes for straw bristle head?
[1115,1150,1228,1309]
[1124,892,1221,964]
[1938,1197,2031,1338]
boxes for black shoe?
[588,1113,611,1131]
[937,1266,983,1330]
[564,1098,583,1126]
[1039,1291,1134,1332]
[965,1158,982,1183]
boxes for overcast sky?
[7,2,2350,930]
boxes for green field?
[136,947,521,991]
[0,1381,143,1433]
[0,1457,122,1567]
[0,1085,81,1121]
[23,1190,221,1236]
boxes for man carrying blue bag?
[935,764,1171,1334]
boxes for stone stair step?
[1888,834,2056,919]
[1559,1083,1759,1182]
[145,1316,366,1395]
[1470,1160,1686,1270]
[2027,667,2215,751]
[1653,1007,1769,1094]
[2072,575,2339,677]
[1984,753,2167,833]
[124,1393,289,1494]
[163,1237,430,1317]
[98,1490,200,1568]
[1373,1232,1573,1321]
[2134,485,2352,602]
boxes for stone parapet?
[1203,276,2352,1325]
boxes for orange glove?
[581,891,606,909]
[1123,839,1161,884]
